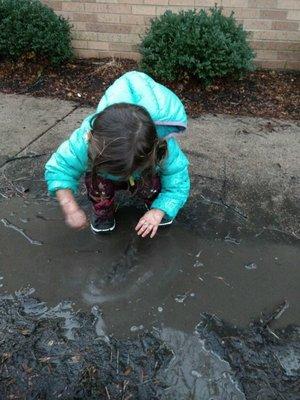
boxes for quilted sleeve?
[151,138,190,219]
[44,124,89,196]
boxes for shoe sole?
[90,220,116,233]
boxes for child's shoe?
[91,213,116,233]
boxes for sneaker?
[159,216,173,226]
[91,213,116,233]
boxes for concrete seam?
[0,104,80,169]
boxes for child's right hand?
[56,189,88,230]
[65,208,88,230]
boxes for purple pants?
[85,173,161,220]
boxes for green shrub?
[140,7,255,83]
[0,0,74,65]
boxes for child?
[45,71,190,238]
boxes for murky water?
[1,197,299,337]
[1,197,299,399]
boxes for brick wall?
[43,0,300,69]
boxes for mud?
[0,195,299,399]
[0,290,299,399]
[0,289,172,399]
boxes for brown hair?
[88,103,167,186]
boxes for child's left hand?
[135,209,165,238]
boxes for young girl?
[45,71,190,238]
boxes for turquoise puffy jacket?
[45,71,190,219]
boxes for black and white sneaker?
[91,213,116,233]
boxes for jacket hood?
[96,71,187,138]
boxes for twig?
[105,386,111,400]
[1,171,27,197]
[259,300,289,328]
[214,276,232,288]
[116,349,119,374]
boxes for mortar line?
[0,104,81,169]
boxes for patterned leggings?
[85,173,161,220]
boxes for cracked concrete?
[0,94,76,166]
[0,93,299,235]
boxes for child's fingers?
[137,222,149,236]
[135,218,146,231]
[141,224,153,238]
[150,226,158,238]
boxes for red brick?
[73,13,98,23]
[145,0,168,4]
[120,14,145,24]
[55,10,74,20]
[222,8,260,19]
[255,60,287,69]
[194,0,218,5]
[86,23,132,34]
[248,0,277,8]
[71,22,86,31]
[272,21,299,31]
[107,51,141,61]
[243,19,272,30]
[87,41,109,51]
[71,40,87,49]
[84,3,131,14]
[132,5,156,15]
[260,10,287,19]
[286,61,300,69]
[75,49,100,59]
[250,40,300,51]
[42,1,62,11]
[169,0,194,5]
[277,0,300,9]
[109,43,137,52]
[287,10,300,20]
[62,2,84,12]
[97,14,120,24]
[221,0,248,6]
[277,51,300,61]
[255,49,278,60]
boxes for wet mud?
[0,197,299,399]
[0,290,299,399]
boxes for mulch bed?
[0,56,299,120]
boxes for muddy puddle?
[0,197,299,335]
[0,197,299,399]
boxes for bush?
[140,7,255,83]
[0,0,74,65]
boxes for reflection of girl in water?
[45,72,190,238]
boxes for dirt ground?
[0,57,299,120]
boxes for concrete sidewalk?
[1,92,299,234]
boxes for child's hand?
[135,209,165,238]
[65,208,88,230]
[56,189,88,230]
